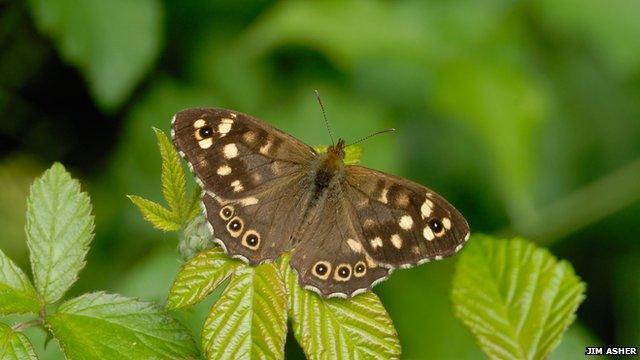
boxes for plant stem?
[505,158,640,245]
[11,319,43,332]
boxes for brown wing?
[289,186,391,298]
[200,174,314,264]
[343,165,470,268]
[172,107,315,200]
[172,108,317,264]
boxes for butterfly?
[172,107,470,298]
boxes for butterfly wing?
[289,186,391,298]
[172,107,316,199]
[172,108,317,264]
[343,165,470,268]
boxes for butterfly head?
[327,139,346,161]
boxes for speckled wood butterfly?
[172,107,470,298]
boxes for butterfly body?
[172,108,470,298]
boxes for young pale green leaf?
[127,195,181,232]
[279,254,401,359]
[26,0,162,110]
[154,128,190,224]
[167,247,241,310]
[202,263,287,360]
[0,249,40,314]
[452,235,587,360]
[177,214,215,261]
[0,322,38,360]
[186,185,203,222]
[26,163,94,304]
[47,292,199,359]
[313,144,363,165]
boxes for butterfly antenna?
[347,128,396,146]
[314,90,334,146]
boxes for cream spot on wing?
[231,180,244,192]
[239,197,259,206]
[347,239,362,253]
[455,244,463,252]
[426,192,434,198]
[442,217,452,230]
[391,234,402,249]
[365,254,377,268]
[251,173,262,184]
[464,232,471,241]
[412,246,421,254]
[221,118,234,124]
[229,113,237,119]
[218,122,232,136]
[223,143,238,159]
[363,218,375,228]
[260,141,272,155]
[435,255,443,260]
[217,165,231,176]
[423,227,435,241]
[399,215,414,230]
[198,138,213,149]
[378,188,388,204]
[421,199,434,218]
[370,237,383,249]
[193,119,206,128]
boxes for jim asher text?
[585,347,638,356]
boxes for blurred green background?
[1,0,639,358]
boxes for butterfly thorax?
[314,139,346,191]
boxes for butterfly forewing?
[172,108,316,264]
[344,166,470,268]
[172,108,315,200]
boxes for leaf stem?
[12,319,43,332]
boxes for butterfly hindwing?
[289,187,391,298]
[344,165,470,268]
[201,179,311,264]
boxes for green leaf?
[47,292,199,359]
[26,0,163,110]
[186,185,203,222]
[0,249,40,314]
[279,254,401,359]
[202,263,287,360]
[451,235,586,360]
[26,163,94,304]
[313,144,363,165]
[0,322,38,360]
[154,128,190,224]
[127,195,180,232]
[167,247,241,310]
